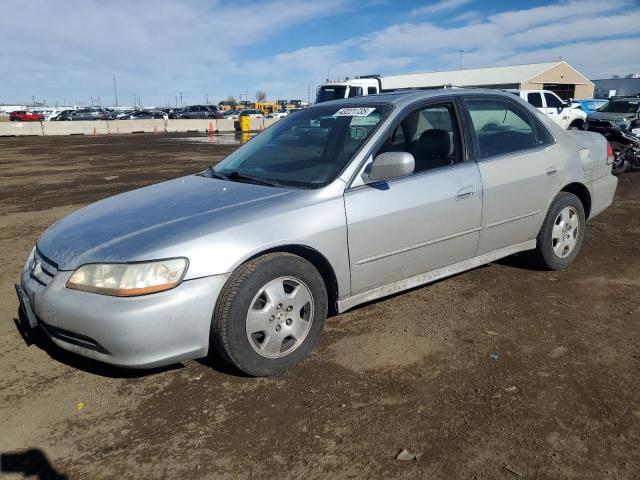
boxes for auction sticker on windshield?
[333,107,376,117]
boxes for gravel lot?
[0,133,638,479]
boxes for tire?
[211,252,328,376]
[568,122,582,131]
[530,192,586,270]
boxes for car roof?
[315,88,519,109]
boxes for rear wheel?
[211,252,327,376]
[530,192,585,270]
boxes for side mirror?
[366,152,415,182]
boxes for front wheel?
[529,192,586,270]
[211,252,328,376]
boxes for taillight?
[606,142,614,165]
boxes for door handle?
[546,166,558,177]
[456,185,474,201]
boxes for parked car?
[168,108,184,119]
[117,110,167,120]
[514,89,586,130]
[54,107,111,121]
[571,99,608,114]
[178,105,222,119]
[238,109,264,119]
[221,109,242,120]
[266,111,288,119]
[16,89,617,376]
[10,111,44,122]
[586,97,640,173]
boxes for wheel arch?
[568,118,585,129]
[233,244,340,317]
[560,182,591,218]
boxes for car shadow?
[14,309,182,379]
[494,251,539,271]
[0,448,67,480]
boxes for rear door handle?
[456,185,475,201]
[546,166,558,177]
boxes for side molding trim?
[337,239,536,313]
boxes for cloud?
[411,0,474,16]
[0,0,348,104]
[1,0,639,104]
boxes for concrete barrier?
[0,121,44,136]
[165,119,216,133]
[107,119,165,134]
[250,118,264,131]
[42,121,109,136]
[216,119,235,133]
[263,118,279,129]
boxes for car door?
[461,96,562,256]
[344,100,482,295]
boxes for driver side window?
[378,103,463,174]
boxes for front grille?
[40,322,110,354]
[30,249,58,286]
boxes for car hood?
[37,175,295,272]
[588,111,636,122]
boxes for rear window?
[464,98,546,158]
[527,92,543,108]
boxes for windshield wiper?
[225,171,281,187]
[202,165,230,181]
[200,166,280,187]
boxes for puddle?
[169,133,254,145]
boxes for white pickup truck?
[515,89,586,130]
[315,77,586,130]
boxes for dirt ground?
[0,133,638,480]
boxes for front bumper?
[18,265,229,369]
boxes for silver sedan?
[16,89,618,376]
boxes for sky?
[1,0,639,107]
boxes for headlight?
[66,258,188,296]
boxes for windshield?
[214,104,391,188]
[316,85,348,103]
[597,100,640,114]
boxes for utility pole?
[175,95,178,108]
[32,95,35,107]
[113,74,118,107]
[133,92,136,108]
[205,93,208,105]
[180,91,183,106]
[458,50,464,70]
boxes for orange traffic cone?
[93,127,97,136]
[208,121,214,133]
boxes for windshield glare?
[597,100,640,114]
[215,104,391,188]
[316,86,347,103]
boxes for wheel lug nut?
[286,306,293,312]
[270,315,275,322]
[275,325,281,332]
[286,318,292,326]
[277,303,283,310]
